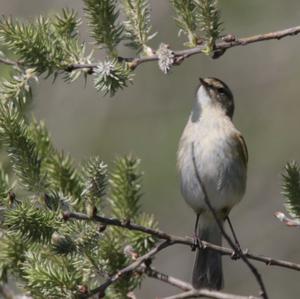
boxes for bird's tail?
[192,216,223,290]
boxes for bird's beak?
[199,78,208,90]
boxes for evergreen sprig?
[0,68,37,107]
[27,119,84,203]
[94,59,133,96]
[282,162,300,219]
[0,103,47,193]
[0,234,27,281]
[195,0,223,53]
[51,220,101,256]
[47,152,84,202]
[0,13,86,77]
[82,157,108,209]
[4,201,61,243]
[23,252,83,298]
[171,0,222,50]
[170,0,199,47]
[127,213,158,255]
[96,232,138,298]
[0,101,84,200]
[27,119,53,160]
[83,0,123,55]
[53,9,81,39]
[0,167,10,206]
[109,156,142,220]
[122,0,156,53]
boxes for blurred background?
[0,1,300,298]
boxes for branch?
[161,289,260,299]
[2,25,300,74]
[274,211,300,227]
[67,25,300,71]
[142,265,193,291]
[0,284,32,299]
[83,240,260,299]
[143,266,258,299]
[83,240,173,298]
[65,211,300,272]
[191,143,268,299]
[0,57,19,67]
[0,285,15,299]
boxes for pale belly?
[178,131,247,215]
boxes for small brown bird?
[177,78,248,289]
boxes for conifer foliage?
[281,162,300,219]
[0,67,159,296]
[0,8,161,292]
[0,0,224,96]
[0,0,295,298]
[0,95,158,297]
[0,1,247,297]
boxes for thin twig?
[274,211,300,227]
[68,25,300,71]
[191,143,268,299]
[141,266,259,299]
[82,240,173,298]
[0,285,15,299]
[66,211,300,272]
[0,57,18,67]
[0,57,22,72]
[0,284,32,299]
[2,25,300,73]
[161,289,260,299]
[83,241,259,299]
[141,265,193,291]
[226,216,242,249]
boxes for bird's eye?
[218,87,226,95]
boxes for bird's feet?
[231,249,241,260]
[191,233,203,251]
[231,247,248,260]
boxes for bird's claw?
[191,234,203,251]
[231,248,243,260]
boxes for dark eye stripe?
[217,87,226,94]
[214,86,230,98]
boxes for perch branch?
[65,211,300,272]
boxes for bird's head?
[195,77,234,119]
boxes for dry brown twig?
[1,25,300,72]
[141,265,193,292]
[161,289,260,299]
[66,211,300,272]
[69,25,300,71]
[79,239,261,299]
[141,266,260,299]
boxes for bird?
[177,77,248,290]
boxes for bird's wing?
[217,133,248,191]
[235,133,248,168]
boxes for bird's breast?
[177,117,247,214]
